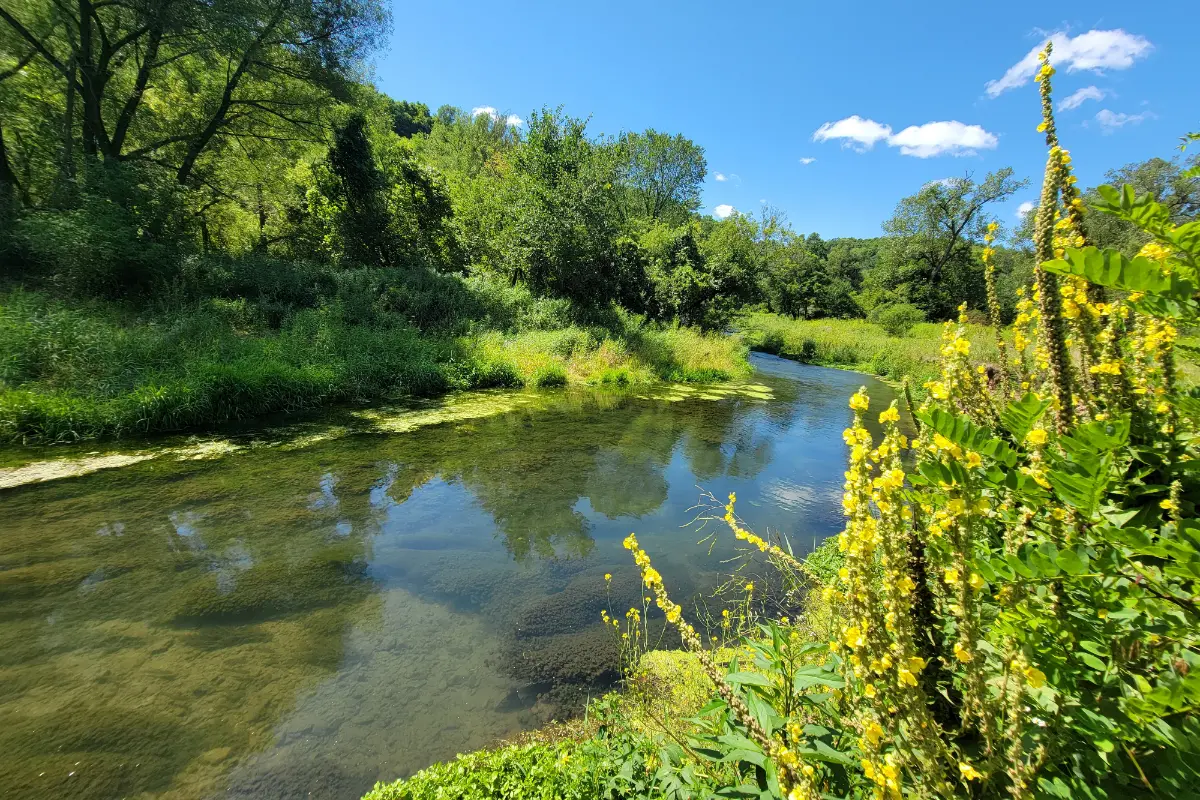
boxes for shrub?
[532,363,568,388]
[871,302,924,338]
[363,742,604,800]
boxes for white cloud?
[798,157,817,165]
[924,177,960,189]
[715,172,728,181]
[888,121,998,158]
[985,30,1152,98]
[713,204,735,219]
[1059,86,1106,111]
[1094,108,1155,132]
[1017,201,1035,218]
[812,116,892,151]
[471,106,523,127]
[813,117,997,158]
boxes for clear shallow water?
[0,354,905,800]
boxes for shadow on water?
[0,354,909,800]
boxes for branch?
[0,8,77,84]
[121,133,196,160]
[0,48,37,82]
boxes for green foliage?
[871,302,925,338]
[390,100,434,138]
[739,312,1000,387]
[1083,155,1200,256]
[617,129,707,222]
[0,282,748,442]
[877,170,1028,320]
[362,741,605,800]
[492,108,626,307]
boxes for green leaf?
[726,671,774,688]
[1078,652,1107,672]
[915,408,1017,467]
[793,666,845,692]
[1043,246,1196,302]
[1001,393,1051,443]
[1006,552,1035,579]
[1056,548,1088,575]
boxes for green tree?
[1083,155,1200,255]
[877,170,1026,319]
[0,0,389,192]
[491,107,624,307]
[390,100,433,138]
[617,129,706,222]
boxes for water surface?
[0,354,904,799]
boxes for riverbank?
[0,281,749,445]
[738,311,1001,388]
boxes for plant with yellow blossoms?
[612,37,1200,800]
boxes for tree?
[877,169,1026,319]
[618,129,706,222]
[1083,155,1200,255]
[492,107,624,307]
[0,0,390,190]
[390,100,433,138]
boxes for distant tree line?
[2,0,1197,328]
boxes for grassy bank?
[738,311,1001,387]
[0,273,747,444]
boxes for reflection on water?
[0,354,907,800]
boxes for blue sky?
[374,1,1195,239]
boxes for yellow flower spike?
[943,568,960,585]
[1026,429,1048,446]
[878,406,900,424]
[1024,666,1047,689]
[849,390,870,411]
[604,573,612,582]
[968,573,985,591]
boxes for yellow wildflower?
[878,406,900,424]
[1024,666,1047,689]
[1026,429,1048,446]
[849,391,869,411]
[959,761,983,781]
[944,568,959,585]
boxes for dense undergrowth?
[0,267,746,444]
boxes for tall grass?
[0,283,747,444]
[738,311,1001,387]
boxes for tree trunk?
[62,56,77,180]
[77,0,99,156]
[0,126,20,205]
[110,25,162,155]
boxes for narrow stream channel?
[0,353,908,800]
